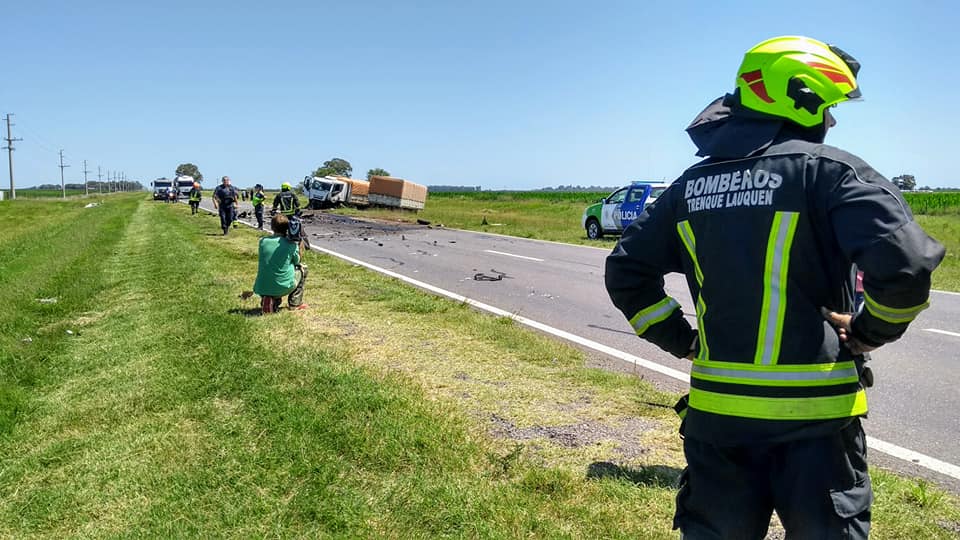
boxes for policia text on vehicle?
[605,36,944,539]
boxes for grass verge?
[1,197,958,538]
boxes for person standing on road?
[272,182,301,217]
[213,176,240,235]
[251,184,267,229]
[188,182,202,215]
[254,214,308,313]
[605,36,944,539]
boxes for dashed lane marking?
[924,328,960,338]
[483,249,545,262]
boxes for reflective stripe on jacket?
[274,192,299,215]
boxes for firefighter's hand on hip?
[821,308,877,356]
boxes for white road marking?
[925,328,960,338]
[932,289,960,296]
[212,207,960,482]
[483,249,544,262]
[866,437,960,480]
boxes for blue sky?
[3,0,958,190]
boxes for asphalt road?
[203,199,960,487]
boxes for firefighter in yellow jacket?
[188,182,202,215]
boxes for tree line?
[174,158,393,185]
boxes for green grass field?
[0,195,957,537]
[1,189,92,199]
[335,190,960,291]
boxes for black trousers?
[287,264,308,307]
[189,201,199,214]
[254,205,264,229]
[218,205,236,233]
[675,418,871,539]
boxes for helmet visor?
[829,44,862,99]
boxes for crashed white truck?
[301,175,428,211]
[301,176,369,209]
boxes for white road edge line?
[865,437,960,479]
[483,249,545,262]
[214,207,960,482]
[924,328,960,338]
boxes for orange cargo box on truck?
[334,176,370,205]
[334,176,370,197]
[368,176,428,210]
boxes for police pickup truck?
[582,181,669,239]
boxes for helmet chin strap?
[823,107,837,133]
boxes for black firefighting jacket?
[605,95,945,445]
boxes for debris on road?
[21,337,32,344]
[473,270,506,281]
[84,202,100,208]
[65,329,74,335]
[417,218,431,225]
[37,297,58,304]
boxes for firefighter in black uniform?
[605,36,944,539]
[272,182,300,217]
[213,176,240,235]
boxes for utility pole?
[97,166,103,194]
[3,114,22,200]
[83,160,91,196]
[58,150,70,199]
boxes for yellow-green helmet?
[736,36,861,127]
[281,182,292,191]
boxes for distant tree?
[313,158,352,178]
[892,174,917,191]
[175,163,203,183]
[366,167,390,180]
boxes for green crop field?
[1,196,957,537]
[0,189,91,199]
[904,192,960,215]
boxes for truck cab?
[581,181,669,239]
[152,178,173,200]
[302,176,348,209]
[174,175,195,198]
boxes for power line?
[13,118,58,155]
[83,159,91,196]
[58,149,70,199]
[3,114,23,199]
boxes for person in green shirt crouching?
[254,214,308,313]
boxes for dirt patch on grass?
[489,414,656,460]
